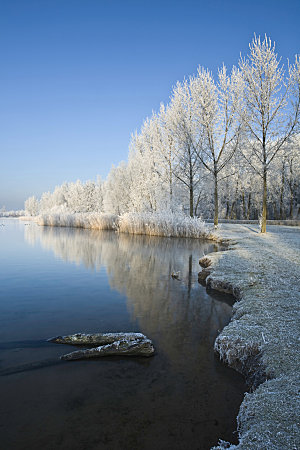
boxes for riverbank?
[199,224,300,449]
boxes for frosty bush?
[118,212,217,239]
[37,213,119,230]
[36,211,216,240]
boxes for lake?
[0,219,246,450]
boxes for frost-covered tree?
[239,35,300,232]
[156,105,176,210]
[282,134,300,218]
[103,162,131,214]
[39,191,55,212]
[128,121,162,212]
[51,183,68,209]
[25,196,39,216]
[80,180,101,212]
[25,36,300,226]
[25,178,104,215]
[93,176,104,212]
[188,65,243,225]
[127,115,184,214]
[167,80,203,216]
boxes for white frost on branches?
[24,35,300,230]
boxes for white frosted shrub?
[37,213,119,230]
[37,211,216,240]
[118,212,216,239]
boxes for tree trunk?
[230,180,239,219]
[225,200,230,219]
[289,191,294,218]
[169,147,173,211]
[189,185,194,217]
[230,201,236,219]
[273,202,277,220]
[288,159,295,219]
[247,192,251,219]
[261,167,267,233]
[213,172,218,226]
[189,150,194,217]
[279,163,285,219]
[242,190,246,219]
[194,191,202,217]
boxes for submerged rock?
[48,332,155,360]
[60,338,155,360]
[48,332,148,346]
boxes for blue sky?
[1,0,299,209]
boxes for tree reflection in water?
[25,225,231,360]
[23,224,245,449]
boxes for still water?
[0,219,245,450]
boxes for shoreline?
[13,217,300,447]
[17,212,219,241]
[199,224,300,449]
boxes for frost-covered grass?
[37,212,119,230]
[35,211,217,240]
[118,212,216,239]
[202,225,300,450]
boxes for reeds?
[36,211,217,239]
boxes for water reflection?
[0,222,247,450]
[25,226,232,365]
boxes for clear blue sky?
[1,0,299,209]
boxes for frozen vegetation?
[37,212,118,230]
[118,212,216,239]
[36,211,216,240]
[24,36,300,233]
[198,224,300,450]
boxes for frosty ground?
[201,224,300,449]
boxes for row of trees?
[25,179,103,216]
[25,36,300,232]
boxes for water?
[0,219,246,450]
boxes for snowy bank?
[35,212,217,240]
[200,224,300,449]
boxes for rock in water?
[60,339,155,360]
[199,256,212,268]
[48,332,148,346]
[48,332,155,360]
